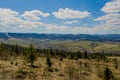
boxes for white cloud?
[41,20,119,34]
[0,8,19,17]
[94,13,120,21]
[43,24,120,34]
[0,7,119,34]
[101,0,120,13]
[21,10,50,21]
[94,0,120,34]
[94,13,120,25]
[18,20,45,29]
[66,24,120,34]
[0,8,20,26]
[52,8,90,19]
[64,20,79,24]
[46,24,70,30]
[0,8,49,31]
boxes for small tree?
[83,51,88,59]
[103,67,114,80]
[46,55,52,71]
[25,45,37,67]
[113,58,118,69]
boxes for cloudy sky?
[0,0,120,34]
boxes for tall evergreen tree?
[46,54,52,71]
[25,45,37,67]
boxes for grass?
[0,56,120,80]
[2,39,120,53]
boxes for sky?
[0,0,120,34]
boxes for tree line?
[0,43,109,60]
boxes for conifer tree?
[26,45,37,67]
[46,53,52,71]
[103,67,114,80]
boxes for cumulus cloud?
[0,8,20,26]
[52,8,90,19]
[0,8,19,17]
[0,8,49,31]
[0,8,73,33]
[44,24,120,34]
[94,0,120,34]
[0,5,120,34]
[21,10,50,21]
[94,13,120,25]
[101,0,120,13]
[50,0,120,34]
[46,24,70,30]
[64,20,79,24]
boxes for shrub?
[10,61,13,65]
[60,57,63,61]
[103,67,114,80]
[15,62,18,66]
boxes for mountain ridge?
[0,32,120,42]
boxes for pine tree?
[103,67,114,80]
[25,45,37,67]
[46,54,52,71]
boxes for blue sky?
[0,0,120,34]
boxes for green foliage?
[103,67,114,80]
[89,53,108,62]
[46,55,52,71]
[25,45,37,67]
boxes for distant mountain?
[0,33,10,39]
[0,32,120,42]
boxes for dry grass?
[0,56,120,80]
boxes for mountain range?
[0,33,120,42]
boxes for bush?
[10,61,13,65]
[103,67,114,80]
[15,62,18,66]
[60,57,63,61]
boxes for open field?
[0,56,120,80]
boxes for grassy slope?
[1,38,120,53]
[0,57,120,80]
